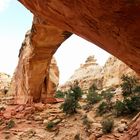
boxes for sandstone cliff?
[0,73,11,95]
[9,30,60,104]
[102,56,139,88]
[60,56,102,92]
[19,0,140,76]
[59,55,139,92]
[12,1,140,138]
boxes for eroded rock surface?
[59,55,139,93]
[14,1,140,138]
[120,113,140,140]
[10,21,71,103]
[59,55,102,92]
[0,73,11,95]
[19,0,140,75]
[102,56,139,88]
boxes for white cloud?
[0,0,11,12]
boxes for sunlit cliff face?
[19,0,140,75]
[11,0,140,103]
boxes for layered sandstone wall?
[15,1,140,137]
[9,19,71,103]
[19,0,140,75]
[102,56,139,88]
[0,73,11,95]
[59,55,139,92]
[59,56,103,92]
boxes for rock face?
[0,73,11,95]
[102,56,139,88]
[58,55,140,139]
[59,55,139,92]
[10,29,62,104]
[60,56,102,92]
[40,57,60,103]
[19,0,140,75]
[15,1,140,138]
[120,113,140,140]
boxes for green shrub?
[6,120,15,129]
[70,85,83,100]
[87,84,102,104]
[113,75,140,116]
[131,96,140,110]
[114,96,140,116]
[124,96,140,113]
[114,100,126,116]
[121,75,138,97]
[97,102,109,115]
[87,91,102,104]
[46,121,55,131]
[60,96,78,114]
[101,119,114,134]
[60,85,82,115]
[89,84,98,92]
[133,85,140,94]
[55,90,64,98]
[101,88,114,103]
[82,115,91,129]
[87,89,102,105]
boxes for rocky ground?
[0,96,133,140]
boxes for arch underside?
[7,1,140,138]
[15,0,140,103]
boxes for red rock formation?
[18,0,140,75]
[103,56,139,88]
[14,1,140,138]
[120,113,140,140]
[40,57,60,103]
[0,73,11,95]
[59,55,103,92]
[10,19,71,104]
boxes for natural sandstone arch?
[14,0,140,104]
[18,0,140,75]
[10,0,140,138]
[11,17,71,103]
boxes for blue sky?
[0,0,110,84]
[0,0,32,74]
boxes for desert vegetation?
[57,74,140,135]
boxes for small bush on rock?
[114,95,140,116]
[97,101,110,115]
[114,100,126,116]
[124,96,140,114]
[60,84,82,115]
[101,88,114,104]
[87,84,101,104]
[101,119,114,134]
[6,119,15,129]
[82,115,91,129]
[55,90,65,98]
[46,121,55,131]
[121,75,138,97]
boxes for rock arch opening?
[0,1,139,139]
[11,0,140,104]
[54,34,110,85]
